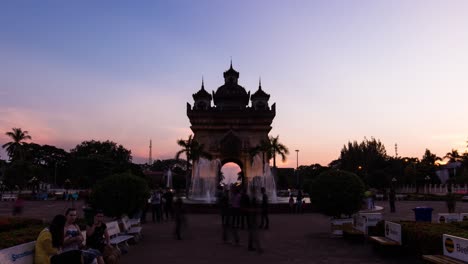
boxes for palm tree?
[249,138,271,173]
[421,149,441,165]
[269,135,289,168]
[175,135,212,196]
[2,128,32,161]
[445,149,462,163]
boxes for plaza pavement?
[2,199,468,263]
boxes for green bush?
[309,169,365,218]
[89,172,150,217]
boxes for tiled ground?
[2,199,468,263]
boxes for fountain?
[187,154,278,203]
[189,158,221,202]
[166,169,172,188]
[247,154,278,202]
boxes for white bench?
[120,216,142,241]
[369,221,401,247]
[122,215,141,228]
[1,194,18,201]
[345,212,383,237]
[0,241,35,264]
[106,221,133,253]
[423,234,468,264]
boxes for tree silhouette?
[2,128,32,161]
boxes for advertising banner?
[384,221,401,245]
[443,234,468,262]
[0,241,35,264]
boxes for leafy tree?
[69,140,135,188]
[89,172,150,217]
[71,140,132,164]
[175,135,212,195]
[309,170,365,218]
[338,137,388,187]
[2,128,32,161]
[298,164,329,190]
[3,160,38,190]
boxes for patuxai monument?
[186,63,277,201]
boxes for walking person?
[389,188,396,213]
[151,189,162,223]
[258,187,269,229]
[288,194,295,214]
[240,189,250,229]
[163,188,174,220]
[296,190,303,214]
[174,196,186,240]
[247,188,262,253]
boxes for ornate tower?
[187,64,276,185]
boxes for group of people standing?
[218,185,269,252]
[146,187,186,240]
[34,208,114,264]
[289,190,305,214]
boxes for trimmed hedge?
[309,170,365,218]
[0,217,45,249]
[375,220,468,255]
[89,172,150,217]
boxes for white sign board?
[459,213,468,222]
[330,218,353,236]
[438,213,460,223]
[384,221,401,245]
[359,212,383,227]
[443,234,468,262]
[0,241,35,264]
[354,215,366,233]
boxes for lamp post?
[425,175,431,194]
[391,177,397,188]
[295,149,299,188]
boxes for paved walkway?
[2,200,468,263]
[121,200,468,264]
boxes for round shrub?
[89,172,150,217]
[309,169,365,218]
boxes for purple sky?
[1,1,468,169]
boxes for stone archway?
[220,158,244,186]
[187,64,276,200]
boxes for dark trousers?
[152,204,162,222]
[259,210,269,228]
[389,200,395,212]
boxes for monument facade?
[186,64,276,200]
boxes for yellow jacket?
[34,228,59,264]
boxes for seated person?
[63,208,99,264]
[35,214,82,264]
[86,210,109,264]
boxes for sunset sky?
[1,1,468,169]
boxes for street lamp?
[391,177,397,189]
[425,175,431,194]
[295,150,299,188]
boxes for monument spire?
[148,139,153,165]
